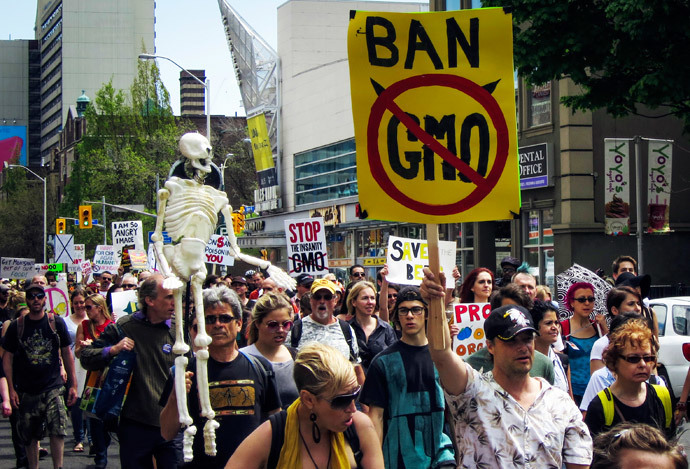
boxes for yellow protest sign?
[246,113,278,188]
[348,9,520,223]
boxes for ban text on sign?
[348,9,520,223]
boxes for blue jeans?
[89,417,111,467]
[70,399,86,443]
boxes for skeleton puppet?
[152,133,295,461]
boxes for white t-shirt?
[589,335,609,361]
[296,316,361,364]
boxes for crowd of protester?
[0,252,687,468]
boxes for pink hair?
[565,282,595,311]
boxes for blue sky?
[1,0,423,117]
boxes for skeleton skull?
[179,133,212,182]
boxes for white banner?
[284,218,328,276]
[604,138,631,235]
[93,245,118,274]
[647,139,673,233]
[451,302,491,357]
[69,244,85,273]
[110,289,139,320]
[385,235,456,288]
[0,258,37,279]
[204,235,236,266]
[54,234,76,265]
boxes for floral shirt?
[445,363,592,468]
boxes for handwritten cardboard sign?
[0,258,37,279]
[386,235,456,288]
[451,302,491,357]
[204,235,236,266]
[93,245,118,274]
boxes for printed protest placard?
[348,9,520,223]
[0,258,37,279]
[451,302,491,357]
[110,290,139,320]
[93,245,118,274]
[386,235,456,288]
[647,139,673,233]
[80,261,92,280]
[604,139,631,235]
[46,286,70,318]
[112,221,144,254]
[284,218,328,277]
[204,235,236,266]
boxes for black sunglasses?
[574,296,596,303]
[352,272,365,278]
[101,277,112,282]
[122,284,137,290]
[387,293,398,299]
[325,386,361,410]
[204,314,236,325]
[312,293,334,301]
[27,292,45,300]
[620,354,656,364]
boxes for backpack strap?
[267,410,288,469]
[291,319,303,349]
[344,418,363,468]
[337,319,357,362]
[651,384,673,429]
[238,350,274,382]
[597,387,615,427]
[16,316,24,342]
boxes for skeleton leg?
[172,283,195,461]
[190,270,217,455]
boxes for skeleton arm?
[220,204,296,292]
[152,188,184,289]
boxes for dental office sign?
[519,143,549,190]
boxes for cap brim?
[497,326,538,341]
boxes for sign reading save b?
[348,9,520,223]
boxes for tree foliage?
[61,58,190,250]
[481,0,690,130]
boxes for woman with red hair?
[458,268,494,304]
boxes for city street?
[0,416,121,469]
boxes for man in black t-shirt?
[160,286,281,468]
[2,283,77,469]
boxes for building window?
[526,82,551,127]
[326,231,352,260]
[522,208,554,290]
[444,223,474,277]
[294,139,357,206]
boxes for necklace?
[299,421,331,469]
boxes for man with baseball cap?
[294,273,314,301]
[3,283,78,469]
[496,255,521,287]
[290,278,364,382]
[421,269,592,468]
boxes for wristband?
[677,401,687,411]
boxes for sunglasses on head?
[27,292,45,300]
[574,296,596,303]
[620,354,656,364]
[265,320,293,332]
[324,386,361,410]
[312,292,334,301]
[204,314,236,325]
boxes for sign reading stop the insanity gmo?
[348,8,520,223]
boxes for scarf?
[276,398,351,469]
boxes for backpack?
[290,318,357,362]
[596,384,672,429]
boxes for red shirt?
[81,318,114,341]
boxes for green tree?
[482,0,690,130]
[61,58,189,252]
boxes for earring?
[310,412,321,443]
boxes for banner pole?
[426,223,447,351]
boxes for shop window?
[522,208,554,290]
[326,231,352,260]
[527,82,551,128]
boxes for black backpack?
[290,318,357,362]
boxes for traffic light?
[231,211,246,235]
[79,205,92,229]
[55,218,66,234]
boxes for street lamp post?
[3,163,47,263]
[138,53,211,140]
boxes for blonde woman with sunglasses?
[242,292,300,407]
